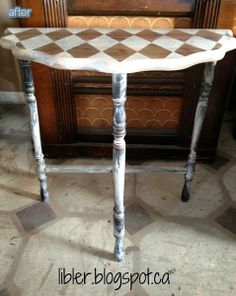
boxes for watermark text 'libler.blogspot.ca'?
[58,267,171,291]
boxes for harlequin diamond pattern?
[67,43,99,58]
[136,29,162,41]
[196,30,222,42]
[2,28,231,62]
[36,43,64,55]
[15,28,41,41]
[106,29,132,41]
[104,43,135,61]
[46,29,72,41]
[77,29,102,40]
[176,43,204,56]
[140,44,171,59]
[166,29,192,42]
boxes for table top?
[1,28,236,73]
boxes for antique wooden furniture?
[16,0,234,161]
[1,27,236,261]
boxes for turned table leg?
[20,60,49,202]
[112,73,127,261]
[181,62,216,202]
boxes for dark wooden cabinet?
[17,0,235,160]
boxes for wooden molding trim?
[66,0,195,16]
[43,0,67,27]
[193,0,221,28]
[51,69,77,143]
[18,0,78,144]
[180,0,222,147]
[43,0,77,143]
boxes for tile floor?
[0,104,236,296]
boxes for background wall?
[217,0,236,36]
[0,0,22,93]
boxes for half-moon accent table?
[1,27,236,261]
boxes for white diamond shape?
[125,28,143,34]
[123,52,147,62]
[54,51,72,58]
[153,29,171,35]
[37,28,58,34]
[167,52,184,59]
[5,34,19,42]
[66,28,81,34]
[121,36,149,51]
[186,36,217,51]
[152,36,184,52]
[211,29,231,35]
[179,29,201,35]
[21,35,52,49]
[55,35,84,51]
[95,28,114,34]
[7,28,29,34]
[88,35,118,51]
[88,51,119,63]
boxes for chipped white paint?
[182,62,216,202]
[20,60,49,202]
[112,73,127,261]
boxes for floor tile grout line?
[2,237,29,287]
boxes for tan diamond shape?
[196,30,222,42]
[4,29,13,36]
[136,30,162,42]
[46,29,72,41]
[166,30,192,42]
[104,43,135,61]
[140,44,171,59]
[16,42,26,49]
[67,43,99,58]
[175,43,204,56]
[213,43,222,50]
[15,29,41,41]
[77,29,102,40]
[107,29,132,41]
[36,43,64,55]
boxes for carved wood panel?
[43,0,67,27]
[76,94,182,129]
[66,0,195,15]
[67,16,192,29]
[179,0,222,147]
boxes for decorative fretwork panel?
[76,95,182,129]
[68,16,192,29]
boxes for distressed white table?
[1,27,236,261]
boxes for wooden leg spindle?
[181,62,216,202]
[20,60,49,202]
[112,73,127,261]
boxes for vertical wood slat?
[42,0,77,143]
[179,65,204,146]
[43,0,67,27]
[193,0,221,28]
[51,69,77,143]
[179,0,221,147]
